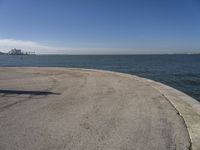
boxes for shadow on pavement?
[0,89,60,96]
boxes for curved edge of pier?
[73,68,200,150]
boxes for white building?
[8,48,24,55]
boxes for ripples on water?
[0,54,200,101]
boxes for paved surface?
[0,68,193,150]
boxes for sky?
[0,0,200,54]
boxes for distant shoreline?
[1,53,200,56]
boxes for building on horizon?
[8,48,35,55]
[8,48,23,55]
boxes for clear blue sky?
[0,0,200,54]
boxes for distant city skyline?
[0,0,200,54]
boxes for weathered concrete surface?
[0,67,198,150]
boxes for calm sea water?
[0,55,200,101]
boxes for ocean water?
[0,54,200,101]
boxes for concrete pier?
[0,68,199,150]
